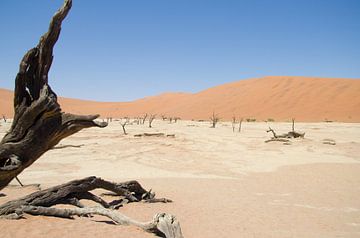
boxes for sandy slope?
[0,120,359,237]
[1,76,360,122]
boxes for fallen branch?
[265,138,291,143]
[134,133,175,138]
[52,144,85,150]
[266,127,305,139]
[21,206,183,238]
[0,176,183,238]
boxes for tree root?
[0,176,183,238]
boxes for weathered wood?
[134,133,175,138]
[21,206,183,238]
[266,126,305,143]
[0,176,161,216]
[0,1,183,237]
[232,116,236,132]
[210,112,220,128]
[149,114,156,128]
[0,177,182,238]
[265,138,291,143]
[0,0,107,190]
[238,118,243,132]
[120,118,129,135]
[15,177,23,187]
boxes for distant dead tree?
[2,115,6,123]
[292,118,295,132]
[120,117,130,135]
[174,117,180,123]
[141,113,148,125]
[232,116,236,132]
[149,114,156,128]
[238,118,243,132]
[169,117,173,123]
[210,112,220,128]
[266,122,305,143]
[134,117,141,125]
[161,115,167,121]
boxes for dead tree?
[292,118,295,132]
[232,116,236,132]
[141,113,148,125]
[2,115,6,123]
[0,1,182,237]
[120,118,129,135]
[149,114,156,128]
[0,0,108,189]
[210,112,220,128]
[174,117,180,123]
[265,126,305,143]
[134,117,141,125]
[238,118,243,132]
[161,115,167,121]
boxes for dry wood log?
[266,127,305,140]
[134,133,175,138]
[0,177,182,238]
[265,138,291,143]
[0,177,163,216]
[134,133,165,137]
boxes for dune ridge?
[1,76,359,122]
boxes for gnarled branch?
[0,177,182,238]
[0,0,107,190]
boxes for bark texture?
[0,0,107,190]
[0,177,182,238]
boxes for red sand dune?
[1,76,360,122]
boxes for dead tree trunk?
[2,115,6,123]
[210,112,219,128]
[238,118,243,132]
[232,116,236,132]
[120,118,129,135]
[0,0,107,190]
[149,114,156,128]
[142,113,148,125]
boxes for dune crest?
[1,76,359,122]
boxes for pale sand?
[2,76,360,122]
[0,120,359,237]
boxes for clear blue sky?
[0,0,359,101]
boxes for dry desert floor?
[0,120,359,237]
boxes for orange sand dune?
[1,76,360,122]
